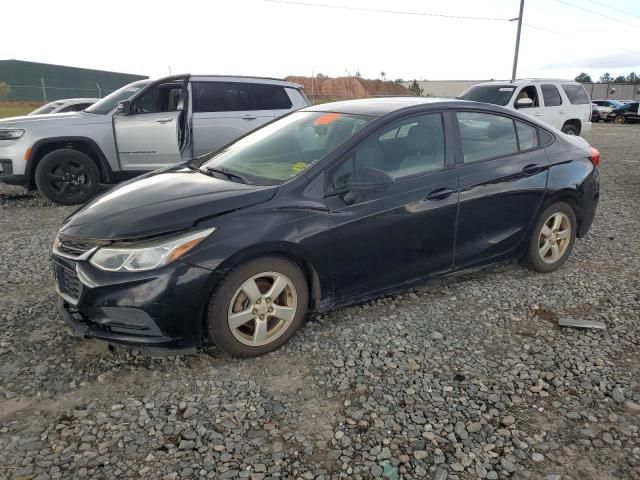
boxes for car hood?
[0,111,107,127]
[60,166,278,240]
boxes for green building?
[0,59,148,102]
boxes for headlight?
[89,227,215,272]
[0,129,25,140]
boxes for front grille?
[58,238,96,257]
[55,261,82,301]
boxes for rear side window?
[562,84,590,105]
[456,112,518,163]
[193,82,292,112]
[541,85,562,107]
[515,121,538,150]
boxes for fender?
[27,136,115,186]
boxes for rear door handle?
[522,164,543,176]
[242,115,257,120]
[560,110,567,114]
[426,187,455,201]
[534,113,543,117]
[156,118,174,124]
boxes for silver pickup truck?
[0,74,309,204]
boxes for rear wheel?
[561,123,579,135]
[206,256,308,357]
[614,115,626,124]
[526,202,577,273]
[35,149,100,205]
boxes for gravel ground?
[0,122,639,480]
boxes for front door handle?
[560,110,567,114]
[534,113,543,117]
[522,164,543,176]
[242,115,257,120]
[426,187,455,201]
[156,118,174,124]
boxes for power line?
[264,0,514,21]
[524,23,640,55]
[583,0,640,20]
[553,0,640,30]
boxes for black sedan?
[607,102,640,124]
[53,98,600,357]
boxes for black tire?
[525,202,577,273]
[206,256,308,357]
[561,123,579,135]
[614,115,626,124]
[35,149,100,205]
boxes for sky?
[2,0,640,82]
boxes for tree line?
[575,72,639,84]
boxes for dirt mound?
[285,76,413,100]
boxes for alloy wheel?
[538,212,571,264]
[227,271,298,347]
[45,158,93,201]
[614,115,625,124]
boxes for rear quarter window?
[562,84,590,105]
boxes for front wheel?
[206,256,308,357]
[614,115,626,124]
[525,202,577,273]
[35,149,100,205]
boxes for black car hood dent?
[61,168,277,240]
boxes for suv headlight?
[0,129,25,140]
[89,228,215,272]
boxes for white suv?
[460,79,592,136]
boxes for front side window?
[131,83,182,114]
[541,85,563,107]
[562,84,590,105]
[459,85,516,106]
[515,85,540,108]
[198,111,373,185]
[329,113,446,191]
[456,112,518,163]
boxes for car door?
[113,76,189,170]
[453,110,549,268]
[191,81,290,157]
[540,84,565,129]
[324,112,459,300]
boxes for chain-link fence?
[0,81,117,103]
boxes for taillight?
[590,147,600,167]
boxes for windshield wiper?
[205,167,254,185]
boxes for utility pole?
[511,0,525,82]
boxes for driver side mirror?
[343,167,394,205]
[117,100,131,115]
[515,97,534,109]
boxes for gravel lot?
[1,122,639,480]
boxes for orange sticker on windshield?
[313,113,342,125]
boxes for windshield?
[460,85,516,106]
[609,100,624,108]
[29,101,64,115]
[85,80,151,114]
[197,111,373,185]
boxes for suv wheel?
[526,202,577,273]
[35,149,100,205]
[561,123,579,135]
[614,115,626,124]
[206,256,308,357]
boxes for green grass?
[0,102,43,119]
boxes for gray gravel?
[1,122,639,479]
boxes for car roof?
[189,75,303,89]
[301,97,468,117]
[473,79,577,87]
[61,98,99,103]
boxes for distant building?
[0,59,148,102]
